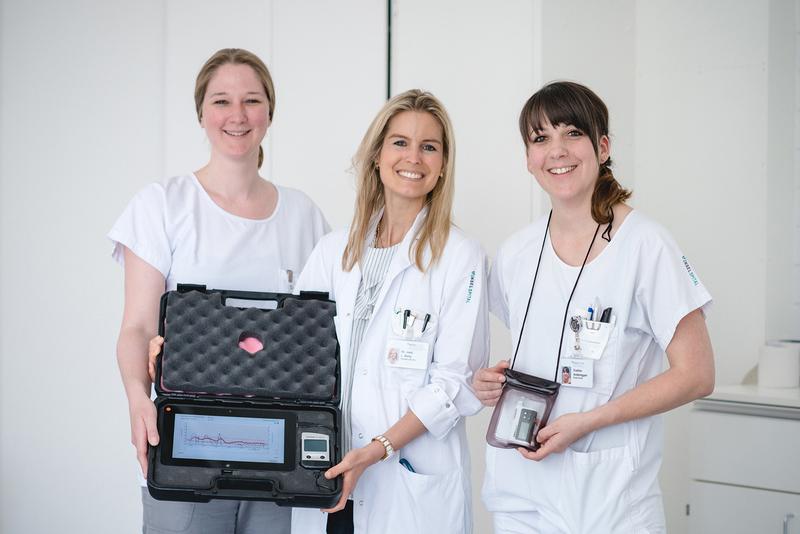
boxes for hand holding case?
[147,284,342,507]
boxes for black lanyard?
[509,211,601,382]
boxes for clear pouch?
[486,369,560,451]
[485,212,599,452]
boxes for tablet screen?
[159,403,296,470]
[173,414,285,464]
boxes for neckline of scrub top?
[189,172,283,224]
[547,209,638,271]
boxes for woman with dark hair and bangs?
[474,81,714,533]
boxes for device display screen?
[173,414,285,464]
[304,439,328,452]
[160,403,295,470]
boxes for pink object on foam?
[239,337,264,354]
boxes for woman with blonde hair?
[291,89,489,534]
[110,48,328,533]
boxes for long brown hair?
[194,48,275,169]
[519,81,631,223]
[342,89,456,272]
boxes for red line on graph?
[187,433,266,447]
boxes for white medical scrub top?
[483,210,712,533]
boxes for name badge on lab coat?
[385,339,430,370]
[560,357,594,388]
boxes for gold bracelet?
[371,434,395,461]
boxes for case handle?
[220,289,285,306]
[175,284,329,307]
[209,476,279,498]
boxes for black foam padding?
[161,291,338,401]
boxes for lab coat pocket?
[395,464,465,534]
[558,445,636,533]
[383,307,437,389]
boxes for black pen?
[403,309,410,329]
[599,307,612,323]
[421,313,431,333]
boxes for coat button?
[358,500,364,506]
[361,369,368,375]
[358,433,363,439]
[445,403,451,408]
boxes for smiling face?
[526,119,609,209]
[200,63,271,164]
[377,110,444,209]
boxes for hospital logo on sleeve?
[682,256,699,286]
[466,270,476,303]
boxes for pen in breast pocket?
[284,269,294,292]
[421,313,431,333]
[600,307,612,323]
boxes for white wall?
[635,2,773,530]
[767,0,800,341]
[1,1,796,533]
[0,1,164,531]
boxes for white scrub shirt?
[483,210,712,533]
[109,174,329,293]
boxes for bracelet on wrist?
[371,434,395,461]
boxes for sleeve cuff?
[407,384,461,440]
[108,232,170,279]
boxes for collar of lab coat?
[363,204,429,272]
[353,204,430,320]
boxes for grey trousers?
[142,489,291,534]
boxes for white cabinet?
[689,481,800,533]
[688,386,800,534]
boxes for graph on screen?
[172,413,285,464]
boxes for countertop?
[695,384,800,419]
[706,384,800,408]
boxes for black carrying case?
[147,284,342,507]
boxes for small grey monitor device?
[511,405,538,445]
[300,432,331,469]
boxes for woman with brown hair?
[291,89,489,534]
[474,81,714,533]
[109,48,328,533]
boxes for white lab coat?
[291,208,489,534]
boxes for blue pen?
[399,458,416,473]
[587,306,594,321]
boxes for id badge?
[559,357,593,388]
[385,339,430,370]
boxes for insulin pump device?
[510,401,538,446]
[300,432,331,469]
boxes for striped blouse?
[343,243,399,453]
